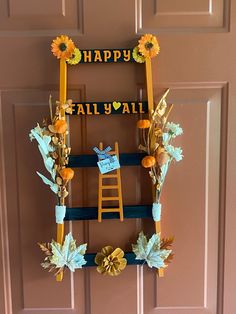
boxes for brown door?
[0,1,235,313]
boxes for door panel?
[0,0,83,35]
[138,0,227,31]
[144,85,223,313]
[0,1,234,314]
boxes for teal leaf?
[158,161,170,187]
[132,232,172,269]
[36,171,58,194]
[133,231,148,260]
[30,129,49,155]
[30,128,54,155]
[146,233,160,255]
[51,169,56,181]
[50,233,87,272]
[44,157,55,175]
[43,135,52,148]
[162,132,170,145]
[38,144,55,176]
[30,125,56,181]
[29,123,43,141]
[38,144,47,160]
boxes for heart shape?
[112,101,121,110]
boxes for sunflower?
[132,46,145,63]
[138,34,160,58]
[51,35,75,59]
[95,246,127,276]
[66,48,82,65]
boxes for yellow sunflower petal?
[132,46,145,63]
[138,34,160,59]
[51,35,75,59]
[66,48,82,65]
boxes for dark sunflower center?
[71,54,75,59]
[59,43,67,52]
[145,42,153,50]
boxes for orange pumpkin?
[141,155,156,168]
[53,119,67,134]
[137,119,151,129]
[60,167,74,181]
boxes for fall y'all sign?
[66,101,148,115]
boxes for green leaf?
[132,232,172,269]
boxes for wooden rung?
[101,196,120,201]
[101,208,121,213]
[102,174,118,178]
[101,185,119,189]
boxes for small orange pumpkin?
[141,155,156,168]
[60,167,74,181]
[53,119,67,134]
[137,119,151,129]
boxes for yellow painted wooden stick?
[145,57,154,116]
[146,58,166,277]
[155,212,164,276]
[147,63,164,277]
[155,221,164,277]
[155,221,161,234]
[56,58,67,282]
[56,223,64,281]
[59,58,67,119]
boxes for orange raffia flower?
[51,35,75,59]
[138,34,160,58]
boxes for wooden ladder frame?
[55,48,165,281]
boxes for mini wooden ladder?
[98,142,124,222]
